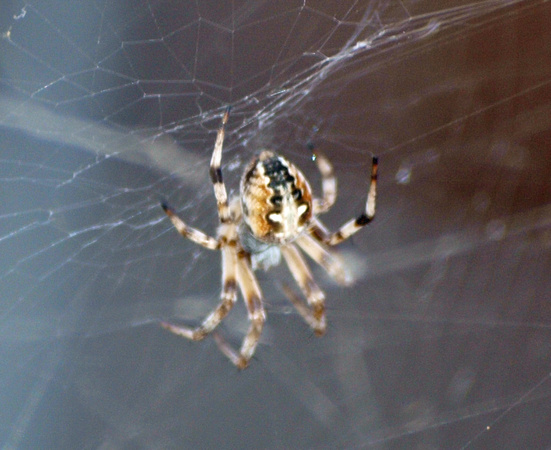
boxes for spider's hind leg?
[210,107,232,223]
[161,204,219,250]
[309,144,336,215]
[325,156,378,246]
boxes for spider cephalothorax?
[161,108,378,369]
[240,150,313,245]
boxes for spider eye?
[270,195,283,206]
[292,189,302,201]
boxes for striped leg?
[209,107,231,223]
[307,217,330,243]
[161,204,219,249]
[295,234,350,286]
[309,145,336,215]
[324,156,378,246]
[214,251,265,369]
[161,108,232,249]
[161,246,237,340]
[280,244,326,336]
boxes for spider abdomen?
[240,150,313,244]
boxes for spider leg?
[210,107,232,223]
[161,245,237,339]
[280,283,322,333]
[307,217,331,243]
[214,250,265,369]
[308,144,336,215]
[280,244,326,336]
[321,156,378,246]
[161,203,219,250]
[295,234,351,286]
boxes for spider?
[161,108,378,369]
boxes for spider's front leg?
[214,250,266,369]
[280,244,326,336]
[295,234,350,286]
[161,244,237,340]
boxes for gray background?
[1,0,551,448]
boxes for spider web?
[2,0,551,448]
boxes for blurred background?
[1,0,551,448]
